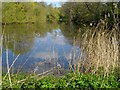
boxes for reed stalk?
[77,26,120,76]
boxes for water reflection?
[2,23,80,73]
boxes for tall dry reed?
[77,25,120,76]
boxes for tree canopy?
[2,2,60,24]
[2,2,120,29]
[60,2,120,28]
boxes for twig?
[5,35,12,88]
[3,54,20,80]
[16,67,55,84]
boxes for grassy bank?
[2,72,120,89]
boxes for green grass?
[2,72,120,89]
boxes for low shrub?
[2,73,120,89]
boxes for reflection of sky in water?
[2,29,80,73]
[32,29,72,57]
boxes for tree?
[60,2,120,28]
[2,2,60,24]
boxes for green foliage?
[47,6,60,23]
[60,2,120,28]
[3,2,120,28]
[61,3,103,25]
[2,73,120,89]
[2,2,60,24]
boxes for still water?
[2,23,80,74]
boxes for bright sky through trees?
[46,2,62,7]
[34,0,63,7]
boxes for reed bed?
[75,25,120,76]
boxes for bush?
[2,73,120,89]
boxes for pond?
[2,23,81,74]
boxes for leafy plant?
[2,73,120,89]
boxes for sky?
[46,2,62,7]
[34,0,67,7]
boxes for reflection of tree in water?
[3,23,59,55]
[3,24,35,55]
[59,23,79,45]
[60,23,78,37]
[35,22,59,37]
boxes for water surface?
[2,23,80,74]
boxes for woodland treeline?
[2,2,120,28]
[2,2,60,24]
